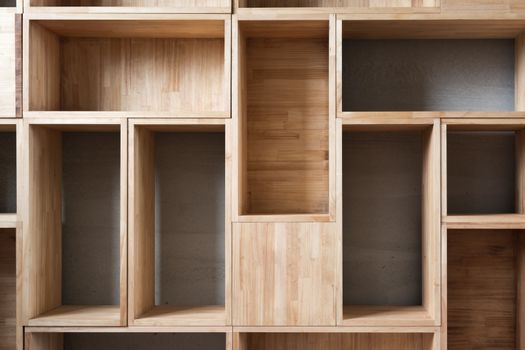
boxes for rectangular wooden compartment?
[129,119,230,327]
[234,332,438,350]
[25,15,230,117]
[23,119,127,327]
[0,123,17,215]
[233,17,335,220]
[0,228,16,350]
[25,330,229,350]
[338,19,525,114]
[339,119,440,326]
[446,229,525,349]
[25,0,231,13]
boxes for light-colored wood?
[235,332,437,350]
[128,119,230,327]
[0,214,17,228]
[442,0,525,14]
[342,306,434,327]
[517,233,525,349]
[26,326,232,333]
[233,222,337,326]
[25,15,229,117]
[25,333,62,350]
[133,306,226,327]
[234,17,334,217]
[26,0,231,13]
[516,32,525,111]
[0,14,17,118]
[27,306,121,327]
[234,326,440,333]
[22,119,127,327]
[444,214,525,228]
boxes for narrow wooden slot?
[28,0,230,10]
[0,228,16,350]
[341,123,439,326]
[0,131,16,214]
[447,130,517,214]
[236,20,330,216]
[235,333,436,350]
[25,123,125,327]
[237,0,437,9]
[25,332,227,350]
[131,124,226,326]
[447,229,523,349]
[27,19,227,116]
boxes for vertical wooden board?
[517,233,525,349]
[129,126,155,322]
[233,222,337,326]
[22,125,62,322]
[27,22,61,112]
[516,32,525,112]
[0,229,16,350]
[0,14,16,118]
[25,333,63,350]
[447,230,517,349]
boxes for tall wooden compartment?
[22,119,127,327]
[129,119,230,327]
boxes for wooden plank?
[27,306,121,327]
[0,14,17,118]
[133,306,226,327]
[233,222,337,326]
[444,214,525,229]
[0,229,16,350]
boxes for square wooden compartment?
[25,15,230,117]
[339,20,525,114]
[25,330,229,350]
[340,120,440,326]
[446,229,525,349]
[443,120,525,229]
[234,332,438,350]
[234,18,334,219]
[24,120,127,327]
[129,120,229,326]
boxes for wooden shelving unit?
[1,1,524,350]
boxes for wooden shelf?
[134,306,226,327]
[27,305,121,327]
[0,214,17,228]
[25,14,230,117]
[444,214,525,229]
[341,306,435,327]
[25,4,231,13]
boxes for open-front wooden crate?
[128,119,230,327]
[22,118,127,327]
[24,14,231,118]
[232,15,336,222]
[337,118,441,327]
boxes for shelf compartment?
[26,0,231,13]
[0,228,16,350]
[0,14,19,117]
[444,214,525,229]
[23,119,127,327]
[0,122,17,215]
[339,19,525,114]
[234,332,438,350]
[340,120,440,326]
[443,119,525,215]
[234,17,335,218]
[25,331,228,350]
[25,15,230,117]
[446,229,524,349]
[129,120,229,326]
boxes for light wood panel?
[236,332,436,350]
[238,0,438,9]
[28,0,230,12]
[233,223,337,326]
[442,0,525,14]
[447,229,520,349]
[25,17,229,116]
[22,120,127,327]
[0,14,17,118]
[27,306,121,327]
[235,18,332,217]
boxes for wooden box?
[128,119,231,327]
[24,15,231,118]
[22,118,127,327]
